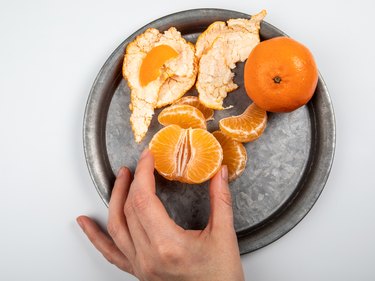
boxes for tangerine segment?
[173,96,214,120]
[184,128,223,184]
[149,125,223,184]
[158,104,207,129]
[212,131,247,182]
[148,125,184,181]
[219,103,267,142]
[140,44,179,87]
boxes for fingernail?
[140,148,150,160]
[76,217,84,230]
[117,167,125,177]
[221,165,228,181]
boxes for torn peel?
[195,10,267,110]
[123,27,198,143]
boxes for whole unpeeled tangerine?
[244,36,318,112]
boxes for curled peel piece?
[123,27,197,143]
[195,10,267,110]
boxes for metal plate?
[83,9,336,254]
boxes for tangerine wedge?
[173,96,214,120]
[219,103,267,142]
[158,104,207,129]
[149,125,223,184]
[139,44,178,87]
[213,131,247,181]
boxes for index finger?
[128,149,180,239]
[107,167,135,259]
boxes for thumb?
[207,165,234,232]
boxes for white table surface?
[1,0,375,280]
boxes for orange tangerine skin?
[140,44,178,87]
[244,37,318,112]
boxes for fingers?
[76,216,133,273]
[125,149,178,244]
[207,166,235,233]
[108,167,136,259]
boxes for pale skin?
[77,149,245,281]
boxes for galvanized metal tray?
[83,9,335,254]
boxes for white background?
[1,0,374,280]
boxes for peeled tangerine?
[149,125,223,184]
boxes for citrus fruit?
[212,131,247,181]
[173,96,214,120]
[139,44,178,87]
[149,125,223,184]
[244,37,318,112]
[158,104,207,129]
[219,103,267,142]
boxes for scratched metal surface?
[83,9,335,254]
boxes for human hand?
[77,149,244,281]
